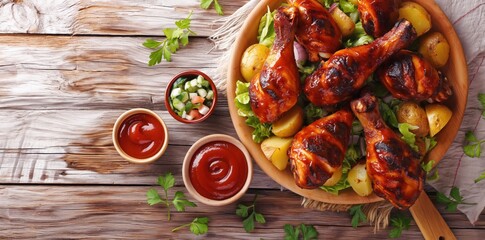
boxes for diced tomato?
[191,96,205,104]
[189,109,203,120]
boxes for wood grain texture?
[1,186,483,239]
[0,0,249,36]
[0,35,222,110]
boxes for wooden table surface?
[1,0,484,239]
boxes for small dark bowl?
[165,70,218,124]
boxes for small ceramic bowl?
[112,108,169,164]
[165,70,218,124]
[182,134,253,206]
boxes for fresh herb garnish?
[478,93,485,118]
[349,204,367,228]
[146,173,196,220]
[236,195,266,232]
[284,224,319,240]
[378,100,398,128]
[420,160,439,181]
[304,103,327,125]
[463,131,485,158]
[436,186,467,212]
[388,212,411,238]
[475,172,485,183]
[421,160,435,173]
[143,12,195,65]
[200,0,223,15]
[398,123,419,152]
[172,217,209,235]
[424,136,437,152]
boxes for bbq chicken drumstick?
[289,109,353,189]
[304,19,417,106]
[351,94,424,209]
[358,0,401,37]
[249,7,300,123]
[288,0,342,61]
[378,50,452,102]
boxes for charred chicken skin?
[249,7,300,123]
[351,94,424,209]
[378,50,452,102]
[288,0,342,61]
[358,0,401,37]
[304,19,417,106]
[289,109,353,189]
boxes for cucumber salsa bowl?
[165,70,218,124]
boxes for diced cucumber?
[197,84,202,88]
[197,88,207,98]
[184,81,191,90]
[173,77,187,88]
[189,92,198,100]
[198,105,210,115]
[172,98,185,111]
[190,79,198,87]
[181,111,187,119]
[196,75,204,84]
[185,102,194,113]
[185,114,193,121]
[170,87,182,99]
[206,90,214,100]
[176,91,189,103]
[201,80,210,88]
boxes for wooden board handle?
[410,192,456,240]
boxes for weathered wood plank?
[1,187,482,239]
[0,0,249,36]
[0,35,223,110]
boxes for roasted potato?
[347,163,373,197]
[419,32,450,68]
[425,104,452,137]
[260,136,293,170]
[399,2,431,36]
[240,44,270,82]
[272,106,304,137]
[330,6,355,37]
[323,167,343,187]
[396,101,430,137]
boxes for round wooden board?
[227,0,468,205]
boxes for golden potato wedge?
[348,163,373,197]
[323,167,343,187]
[260,136,293,171]
[419,32,450,68]
[240,44,270,82]
[425,104,452,137]
[396,101,430,137]
[272,106,304,137]
[330,6,355,37]
[399,2,431,36]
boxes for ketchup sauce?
[189,141,248,200]
[118,113,165,159]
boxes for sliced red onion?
[329,3,338,12]
[293,41,307,68]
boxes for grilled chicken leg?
[351,94,424,209]
[358,0,401,37]
[249,7,300,123]
[304,19,417,106]
[378,50,452,102]
[288,0,342,61]
[289,109,353,189]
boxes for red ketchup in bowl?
[118,113,165,159]
[189,141,248,200]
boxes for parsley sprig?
[349,204,367,228]
[200,0,224,15]
[388,212,411,238]
[475,172,485,183]
[284,224,319,240]
[172,217,209,235]
[463,131,485,158]
[436,186,472,212]
[143,12,196,65]
[146,172,197,220]
[236,195,266,232]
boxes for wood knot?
[0,0,40,33]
